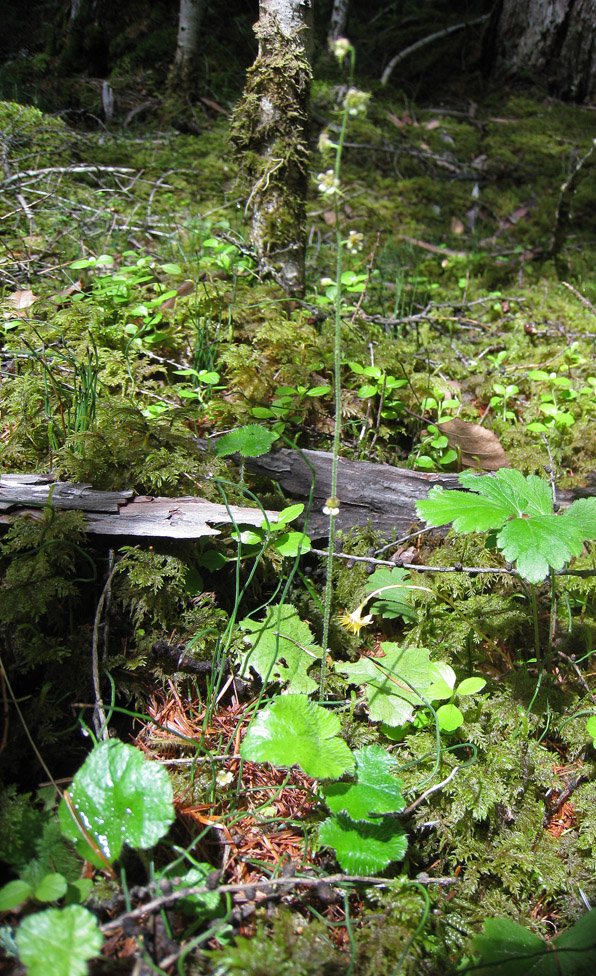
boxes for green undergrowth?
[3,79,596,976]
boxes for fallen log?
[0,473,278,540]
[244,448,590,538]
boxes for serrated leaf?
[59,740,175,867]
[417,469,596,583]
[497,515,584,583]
[240,695,355,779]
[337,644,433,727]
[322,746,405,822]
[16,905,102,976]
[319,814,407,873]
[239,604,323,694]
[215,424,276,458]
[564,497,596,538]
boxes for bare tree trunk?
[485,0,596,101]
[230,0,312,297]
[168,0,206,96]
[328,0,349,43]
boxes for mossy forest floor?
[2,81,596,975]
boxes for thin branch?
[381,15,490,86]
[0,165,135,188]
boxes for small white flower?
[323,496,340,516]
[216,770,234,787]
[317,169,340,196]
[346,230,364,253]
[330,37,352,64]
[318,130,336,154]
[344,88,371,118]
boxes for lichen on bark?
[230,2,312,297]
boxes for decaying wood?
[244,448,590,538]
[1,455,593,542]
[0,474,278,540]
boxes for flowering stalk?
[318,39,361,699]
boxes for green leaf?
[273,531,311,557]
[215,425,276,458]
[428,662,457,700]
[469,910,596,975]
[337,644,433,727]
[457,676,486,696]
[239,604,323,695]
[497,515,584,583]
[416,469,596,583]
[34,873,68,902]
[162,864,222,918]
[275,503,305,526]
[587,715,596,745]
[436,703,464,732]
[319,814,407,873]
[16,905,102,976]
[160,262,182,274]
[0,879,33,910]
[59,740,175,867]
[322,746,405,822]
[240,695,355,779]
[364,567,416,621]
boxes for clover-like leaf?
[16,905,102,976]
[436,703,464,732]
[239,604,323,695]
[59,740,175,868]
[215,424,276,458]
[319,813,407,874]
[322,746,405,822]
[240,695,354,779]
[337,644,433,727]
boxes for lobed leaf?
[240,695,354,779]
[319,813,407,874]
[16,906,102,976]
[322,746,405,822]
[239,604,323,695]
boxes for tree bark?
[485,0,596,101]
[328,0,349,43]
[168,0,206,96]
[230,0,312,297]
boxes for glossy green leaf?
[59,740,175,867]
[428,662,457,700]
[322,746,405,822]
[16,906,102,976]
[586,715,596,745]
[319,813,407,873]
[337,644,433,727]
[239,604,323,694]
[240,695,355,779]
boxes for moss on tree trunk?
[230,1,312,297]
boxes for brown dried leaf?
[450,216,465,235]
[7,289,38,315]
[438,418,508,471]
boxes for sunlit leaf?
[16,906,102,976]
[322,746,405,822]
[59,740,175,868]
[240,695,354,779]
[337,644,433,727]
[239,604,323,695]
[319,813,407,873]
